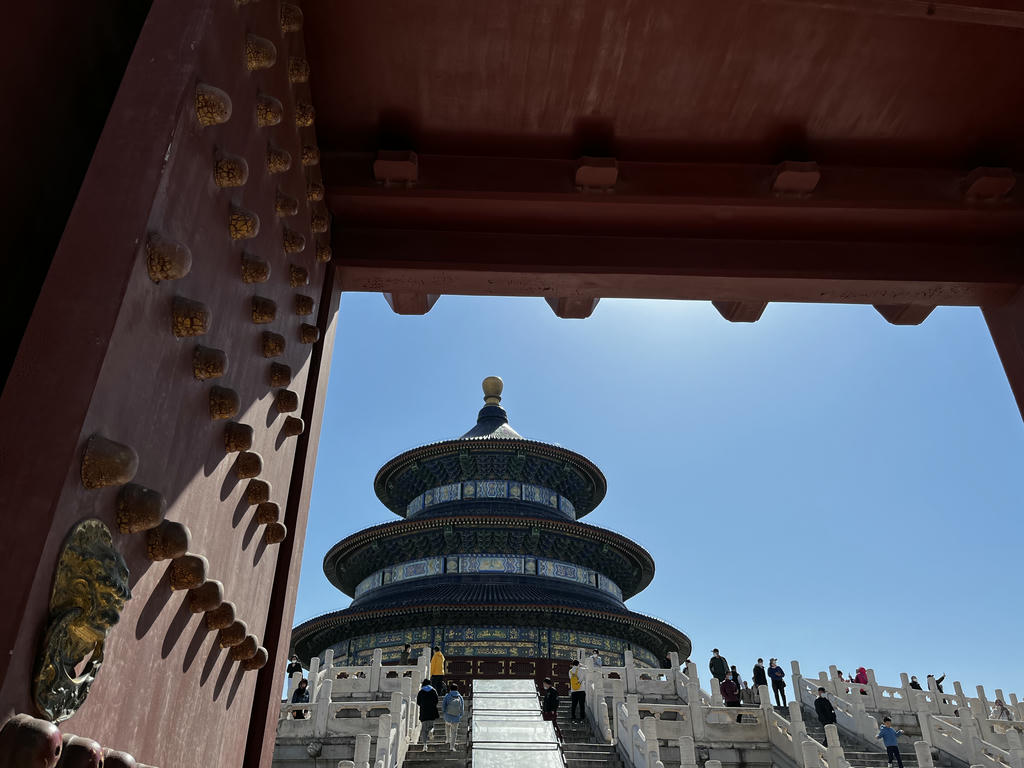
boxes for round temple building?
[291,377,690,687]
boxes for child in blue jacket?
[877,717,904,768]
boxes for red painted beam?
[334,228,1024,307]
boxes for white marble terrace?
[274,648,1024,768]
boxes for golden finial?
[482,376,503,405]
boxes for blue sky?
[294,293,1024,698]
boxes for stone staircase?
[798,706,959,768]
[558,696,623,768]
[403,706,471,768]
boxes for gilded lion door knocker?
[33,519,131,722]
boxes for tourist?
[291,679,310,719]
[569,660,586,723]
[730,665,743,686]
[430,646,446,693]
[286,654,302,677]
[854,667,869,695]
[709,649,729,683]
[927,673,946,693]
[590,649,603,667]
[542,677,563,741]
[876,717,904,768]
[752,658,768,693]
[768,659,787,706]
[991,699,1013,721]
[441,683,464,750]
[400,644,411,665]
[416,678,440,743]
[721,672,742,722]
[815,688,837,733]
[909,676,922,690]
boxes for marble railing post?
[688,681,706,741]
[788,699,809,765]
[375,713,392,768]
[802,740,823,768]
[680,735,697,767]
[625,649,637,694]
[314,678,334,738]
[369,648,383,693]
[706,760,723,768]
[641,716,661,767]
[901,673,912,707]
[354,733,371,768]
[324,648,334,672]
[400,678,413,739]
[792,660,805,702]
[1005,728,1024,768]
[1011,694,1024,721]
[338,761,355,768]
[913,692,935,745]
[914,742,934,768]
[710,677,724,706]
[954,681,969,713]
[852,692,877,736]
[866,669,880,709]
[686,661,700,685]
[830,666,843,693]
[977,686,991,720]
[309,656,321,700]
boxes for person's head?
[769,658,777,666]
[543,677,552,689]
[883,717,892,725]
[297,678,308,689]
[725,672,733,681]
[911,676,918,682]
[712,648,720,656]
[571,660,579,667]
[731,665,737,672]
[291,654,298,661]
[404,643,410,650]
[995,699,1005,706]
[818,687,827,696]
[422,678,432,688]
[757,658,763,664]
[448,683,459,693]
[433,646,440,653]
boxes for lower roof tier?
[290,579,691,664]
[323,514,656,598]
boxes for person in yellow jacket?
[430,646,446,692]
[569,659,586,723]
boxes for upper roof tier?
[373,377,607,519]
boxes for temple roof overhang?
[322,514,656,598]
[291,601,691,665]
[373,436,607,519]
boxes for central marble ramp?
[471,680,564,768]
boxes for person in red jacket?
[721,672,743,722]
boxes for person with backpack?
[541,677,563,741]
[441,683,465,750]
[416,678,439,743]
[569,660,586,723]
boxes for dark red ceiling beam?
[333,228,1023,307]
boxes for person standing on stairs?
[909,676,922,690]
[877,717,905,768]
[441,683,465,751]
[400,643,411,665]
[721,672,743,722]
[752,658,768,701]
[430,646,446,693]
[569,660,586,723]
[815,688,837,734]
[768,659,787,706]
[710,649,729,683]
[417,678,440,744]
[542,677,563,741]
[589,649,603,668]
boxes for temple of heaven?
[291,377,690,686]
